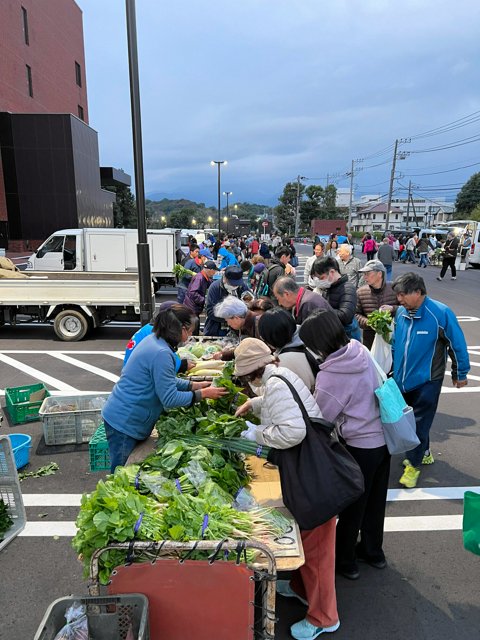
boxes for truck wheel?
[54,310,90,341]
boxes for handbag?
[290,255,299,267]
[266,375,365,530]
[463,491,480,556]
[368,351,420,455]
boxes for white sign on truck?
[26,228,182,290]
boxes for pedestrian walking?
[437,232,460,281]
[376,237,395,282]
[416,236,429,268]
[391,273,470,488]
[362,234,377,261]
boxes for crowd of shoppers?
[110,229,470,640]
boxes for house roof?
[356,202,403,214]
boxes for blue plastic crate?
[8,434,32,469]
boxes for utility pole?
[294,175,305,237]
[385,139,399,233]
[347,160,355,234]
[405,180,412,230]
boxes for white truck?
[26,228,182,290]
[0,271,153,341]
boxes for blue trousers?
[104,420,140,472]
[402,379,442,467]
[385,264,392,282]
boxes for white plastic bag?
[370,334,392,374]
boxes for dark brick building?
[0,0,119,251]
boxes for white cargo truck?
[0,271,153,341]
[26,228,182,290]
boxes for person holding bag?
[299,310,390,581]
[233,338,341,640]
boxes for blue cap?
[224,266,244,286]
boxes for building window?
[26,64,33,97]
[22,6,29,45]
[372,214,376,220]
[75,61,82,87]
[78,105,84,120]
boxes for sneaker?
[399,464,420,488]
[451,277,456,280]
[276,580,308,606]
[336,562,360,580]
[422,451,435,465]
[436,277,443,281]
[290,618,340,639]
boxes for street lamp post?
[223,191,232,232]
[125,0,153,325]
[211,160,227,236]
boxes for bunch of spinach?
[0,499,13,542]
[366,310,393,343]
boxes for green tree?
[169,209,193,228]
[456,172,480,215]
[469,204,480,222]
[275,182,305,233]
[105,185,137,228]
[300,184,338,224]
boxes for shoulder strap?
[271,374,333,432]
[361,344,387,384]
[280,345,320,378]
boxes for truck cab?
[27,231,80,271]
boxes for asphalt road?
[1,244,479,639]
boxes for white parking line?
[46,352,119,383]
[22,486,480,507]
[0,354,77,391]
[17,515,464,537]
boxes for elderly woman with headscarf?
[234,338,340,640]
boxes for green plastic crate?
[5,383,50,424]
[89,423,111,472]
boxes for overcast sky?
[80,0,480,207]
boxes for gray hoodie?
[277,331,316,392]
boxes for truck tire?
[54,309,90,341]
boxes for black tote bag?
[267,375,365,530]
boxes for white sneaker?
[276,580,308,606]
[451,277,456,280]
[291,618,340,639]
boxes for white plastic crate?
[0,436,26,551]
[39,393,109,445]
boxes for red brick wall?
[0,0,88,120]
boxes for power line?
[403,160,480,177]
[409,109,480,141]
[411,134,480,154]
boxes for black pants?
[440,256,456,278]
[336,444,391,569]
[366,251,376,261]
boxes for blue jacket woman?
[103,305,226,470]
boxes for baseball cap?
[223,240,231,247]
[224,265,244,286]
[204,260,219,271]
[253,262,265,274]
[199,248,213,258]
[358,259,386,273]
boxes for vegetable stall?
[38,354,304,639]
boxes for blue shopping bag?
[374,378,420,455]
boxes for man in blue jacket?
[391,272,470,488]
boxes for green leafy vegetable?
[18,462,59,481]
[366,310,393,343]
[0,499,13,542]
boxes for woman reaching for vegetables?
[233,338,340,640]
[102,305,227,471]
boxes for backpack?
[280,345,320,379]
[255,264,279,298]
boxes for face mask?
[224,283,238,293]
[314,278,332,290]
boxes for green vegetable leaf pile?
[0,499,13,542]
[366,310,393,343]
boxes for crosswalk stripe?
[0,353,77,391]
